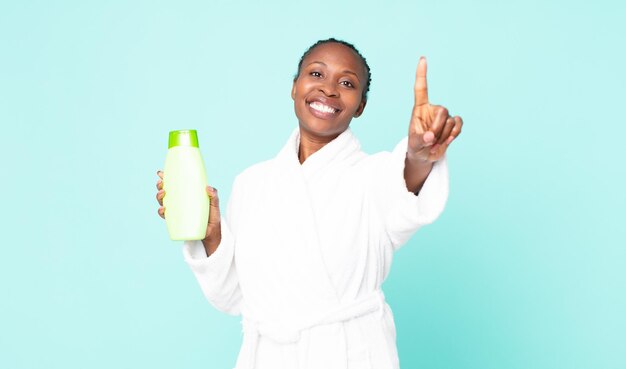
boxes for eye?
[340,80,355,88]
[310,71,322,78]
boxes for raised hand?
[408,57,463,162]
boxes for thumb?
[422,131,435,147]
[411,116,436,150]
[207,186,221,224]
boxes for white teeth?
[310,101,337,114]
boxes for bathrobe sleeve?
[371,137,450,250]
[181,177,244,316]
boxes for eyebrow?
[306,61,361,82]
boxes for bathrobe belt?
[239,290,386,369]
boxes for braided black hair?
[294,38,371,101]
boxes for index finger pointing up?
[414,57,429,106]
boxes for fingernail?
[447,136,455,145]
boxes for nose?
[319,80,338,97]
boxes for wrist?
[406,150,431,166]
[201,225,222,256]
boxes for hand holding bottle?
[156,170,223,256]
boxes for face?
[291,42,367,140]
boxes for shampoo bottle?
[163,129,210,240]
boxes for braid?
[294,38,371,101]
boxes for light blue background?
[1,1,624,368]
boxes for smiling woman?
[291,40,369,158]
[155,38,463,369]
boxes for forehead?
[303,43,366,76]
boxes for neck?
[298,128,343,164]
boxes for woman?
[156,38,463,369]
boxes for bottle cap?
[168,130,199,148]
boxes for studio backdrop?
[1,1,624,368]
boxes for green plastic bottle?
[163,130,210,240]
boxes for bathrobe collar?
[276,127,362,180]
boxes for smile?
[309,101,340,114]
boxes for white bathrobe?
[183,128,449,369]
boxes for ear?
[291,80,297,100]
[353,99,367,118]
